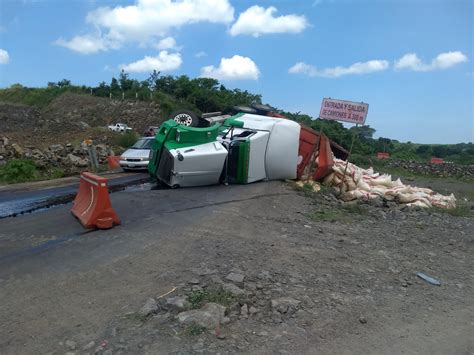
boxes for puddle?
[0,177,155,219]
[123,182,154,192]
[0,194,76,219]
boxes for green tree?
[349,125,376,140]
[110,77,120,95]
[95,81,110,97]
[119,70,134,92]
[416,145,433,156]
[147,70,161,91]
[57,79,71,88]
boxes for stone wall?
[385,159,474,179]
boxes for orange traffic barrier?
[71,172,120,229]
[313,135,334,180]
[107,155,121,170]
[377,152,390,159]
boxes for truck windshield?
[131,139,153,149]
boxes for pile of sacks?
[322,158,456,209]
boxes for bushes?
[350,154,373,168]
[0,161,68,184]
[112,131,139,149]
[0,85,89,108]
[0,159,38,183]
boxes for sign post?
[83,139,99,172]
[318,98,369,193]
[340,124,358,194]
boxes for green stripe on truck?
[236,140,250,184]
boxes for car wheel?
[170,110,199,127]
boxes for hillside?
[0,93,163,147]
[0,75,473,183]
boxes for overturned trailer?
[148,112,348,188]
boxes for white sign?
[319,98,369,125]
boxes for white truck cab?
[149,113,301,187]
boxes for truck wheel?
[170,110,199,127]
[251,103,273,114]
[232,105,257,114]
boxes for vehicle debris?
[416,272,441,286]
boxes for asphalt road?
[0,172,149,218]
[0,181,281,279]
[0,179,472,354]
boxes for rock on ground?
[177,303,226,329]
[139,298,158,317]
[271,297,301,314]
[166,296,189,311]
[225,272,245,284]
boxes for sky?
[0,0,472,144]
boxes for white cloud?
[289,59,389,78]
[0,49,10,64]
[195,51,207,58]
[395,51,468,71]
[289,62,318,76]
[55,35,113,54]
[201,55,260,80]
[155,36,177,50]
[56,0,234,54]
[312,0,334,6]
[230,5,308,37]
[120,50,182,73]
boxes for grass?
[309,203,369,222]
[42,167,66,180]
[111,130,139,149]
[292,180,330,198]
[0,159,38,183]
[352,157,474,183]
[187,288,236,310]
[183,323,207,336]
[298,182,319,198]
[0,159,68,184]
[0,86,90,108]
[123,312,148,323]
[433,204,473,217]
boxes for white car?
[119,137,154,170]
[108,123,133,132]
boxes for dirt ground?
[0,177,473,354]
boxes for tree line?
[2,71,473,165]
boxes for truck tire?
[170,110,199,127]
[232,105,257,114]
[251,103,273,114]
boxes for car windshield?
[131,139,153,149]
